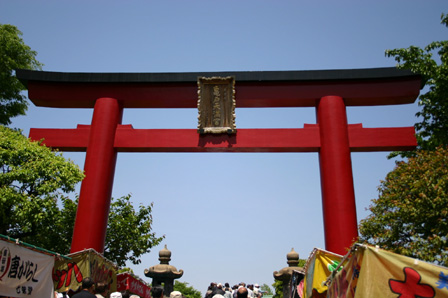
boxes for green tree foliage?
[173,281,202,298]
[59,193,164,267]
[0,126,84,252]
[117,267,134,274]
[44,193,164,267]
[272,280,282,298]
[0,24,42,125]
[359,146,448,265]
[386,13,448,155]
[260,283,273,295]
[0,126,164,266]
[104,194,164,267]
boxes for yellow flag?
[303,248,343,298]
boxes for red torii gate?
[17,68,421,256]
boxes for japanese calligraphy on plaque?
[197,76,236,134]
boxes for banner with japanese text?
[0,239,55,298]
[327,245,448,298]
[303,248,343,298]
[117,272,151,298]
[52,249,117,293]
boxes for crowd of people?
[54,277,140,298]
[55,277,263,298]
[149,281,263,298]
[204,282,263,298]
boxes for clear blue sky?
[2,0,447,294]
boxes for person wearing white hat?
[170,291,182,298]
[253,284,262,298]
[110,292,122,298]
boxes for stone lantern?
[273,248,303,298]
[144,245,184,297]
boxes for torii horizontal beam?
[30,124,416,153]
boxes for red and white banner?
[0,239,55,298]
[117,272,151,298]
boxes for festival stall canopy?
[53,249,117,294]
[326,244,448,298]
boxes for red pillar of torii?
[17,68,421,255]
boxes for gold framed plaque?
[197,76,236,134]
